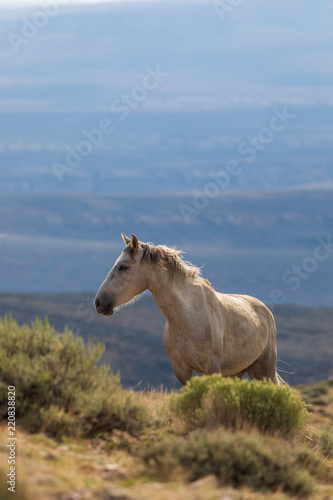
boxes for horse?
[94,233,282,385]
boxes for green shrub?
[136,430,314,497]
[319,427,333,459]
[0,315,148,438]
[169,375,308,434]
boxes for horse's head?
[94,233,148,316]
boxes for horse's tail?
[274,371,287,386]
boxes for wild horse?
[95,234,282,386]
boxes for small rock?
[219,488,236,500]
[190,474,219,490]
[60,492,82,500]
[102,464,130,480]
[59,445,70,452]
[78,488,91,496]
[102,486,141,500]
[79,463,102,475]
[149,482,164,490]
[39,449,57,460]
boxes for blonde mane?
[125,241,212,286]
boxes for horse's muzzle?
[94,293,114,316]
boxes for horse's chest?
[163,325,214,371]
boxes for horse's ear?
[131,234,139,251]
[121,232,131,245]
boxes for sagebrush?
[169,374,308,434]
[0,315,148,438]
[136,430,314,497]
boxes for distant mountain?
[0,292,332,387]
[0,189,332,307]
[1,2,333,194]
[0,107,333,194]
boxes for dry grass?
[297,379,333,428]
[1,381,332,500]
[1,318,332,499]
[1,424,333,500]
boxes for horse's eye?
[119,264,128,272]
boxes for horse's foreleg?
[172,363,193,386]
[231,370,246,380]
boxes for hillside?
[0,189,332,308]
[2,383,332,500]
[0,293,332,388]
[0,317,332,500]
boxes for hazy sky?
[1,0,332,193]
[2,0,332,111]
[0,0,180,7]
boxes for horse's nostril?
[95,293,114,316]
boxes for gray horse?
[95,233,282,385]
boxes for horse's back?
[217,292,275,332]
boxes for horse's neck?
[148,269,204,330]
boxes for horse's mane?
[124,241,212,287]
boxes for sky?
[0,0,332,300]
[0,0,181,7]
[0,0,332,193]
[2,1,333,111]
